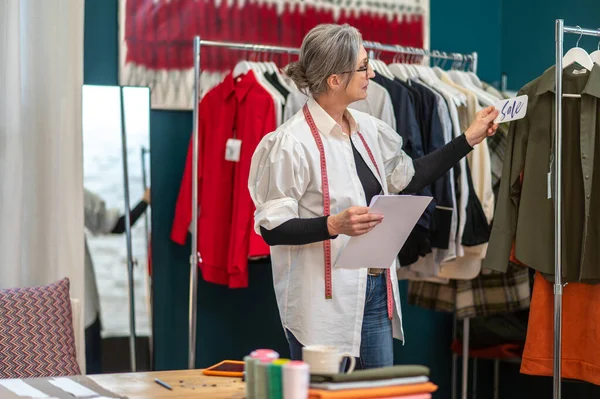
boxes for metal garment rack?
[553,19,600,399]
[188,35,478,369]
[141,146,152,371]
[119,87,137,372]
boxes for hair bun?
[283,61,310,91]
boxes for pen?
[154,378,173,390]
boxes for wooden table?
[90,369,245,399]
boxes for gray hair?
[283,24,362,96]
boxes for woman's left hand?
[464,106,499,147]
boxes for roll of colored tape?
[255,360,272,399]
[244,355,258,399]
[283,361,309,399]
[250,349,280,361]
[268,359,290,399]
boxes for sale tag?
[494,95,529,124]
[225,138,242,162]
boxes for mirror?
[82,85,151,373]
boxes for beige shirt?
[436,71,495,279]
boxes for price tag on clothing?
[225,138,242,162]
[494,95,529,124]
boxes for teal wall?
[431,0,503,86]
[83,1,600,398]
[501,0,600,90]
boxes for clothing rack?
[188,36,478,370]
[119,86,137,372]
[553,19,600,399]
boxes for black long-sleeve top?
[110,200,149,234]
[259,134,473,246]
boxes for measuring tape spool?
[268,359,290,399]
[282,361,310,399]
[244,355,258,399]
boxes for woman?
[248,24,498,369]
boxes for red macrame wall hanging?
[118,0,428,110]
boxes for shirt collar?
[535,63,600,98]
[306,97,359,135]
[221,70,258,101]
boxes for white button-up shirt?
[248,97,415,356]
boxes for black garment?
[410,80,454,250]
[461,161,491,247]
[352,137,383,206]
[388,78,435,264]
[372,74,432,235]
[111,200,148,234]
[398,80,424,134]
[457,310,530,349]
[260,135,473,246]
[371,75,424,160]
[85,316,102,374]
[263,72,290,99]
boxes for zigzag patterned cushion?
[0,278,81,378]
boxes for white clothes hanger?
[406,51,421,78]
[433,65,467,107]
[423,53,468,107]
[232,60,253,78]
[374,58,395,80]
[394,51,417,79]
[388,48,411,81]
[590,29,600,64]
[563,26,594,71]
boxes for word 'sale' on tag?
[494,95,529,124]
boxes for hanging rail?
[188,36,478,369]
[553,19,600,399]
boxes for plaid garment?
[408,261,530,319]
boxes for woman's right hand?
[327,206,383,237]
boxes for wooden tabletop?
[90,369,245,399]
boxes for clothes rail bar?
[188,36,478,370]
[554,19,600,399]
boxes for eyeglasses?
[340,59,371,76]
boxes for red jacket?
[171,70,275,288]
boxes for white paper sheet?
[48,378,99,398]
[0,379,50,398]
[335,195,432,269]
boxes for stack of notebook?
[308,365,436,399]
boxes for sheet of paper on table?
[48,378,100,398]
[335,195,432,270]
[0,379,50,398]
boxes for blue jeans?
[286,273,394,369]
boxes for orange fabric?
[451,340,523,360]
[308,382,438,399]
[509,241,526,266]
[521,272,600,385]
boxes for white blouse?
[248,97,415,356]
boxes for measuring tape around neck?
[302,104,394,320]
